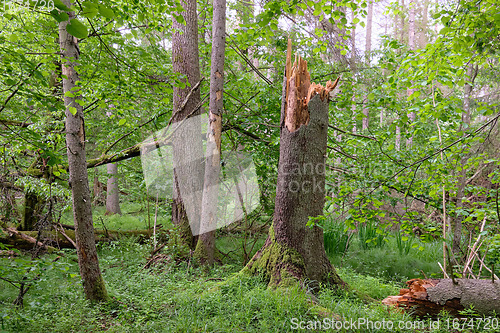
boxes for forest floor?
[0,205,490,332]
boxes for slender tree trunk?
[59,0,107,302]
[396,124,401,151]
[365,0,373,64]
[350,9,356,67]
[453,65,476,256]
[363,0,373,131]
[406,0,416,149]
[105,163,121,215]
[235,0,253,71]
[195,0,226,265]
[21,192,42,231]
[243,43,344,290]
[418,0,429,48]
[171,0,204,250]
[400,0,406,43]
[395,0,403,152]
[362,96,369,131]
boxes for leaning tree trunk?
[59,1,108,302]
[194,0,226,265]
[171,0,205,250]
[383,278,500,317]
[243,42,344,290]
[105,163,121,215]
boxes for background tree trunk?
[59,0,108,302]
[365,0,373,64]
[195,0,226,265]
[452,65,477,256]
[171,0,205,250]
[243,46,344,290]
[21,192,42,231]
[105,163,121,215]
[406,0,416,149]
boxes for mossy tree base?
[243,225,345,290]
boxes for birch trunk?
[195,0,226,265]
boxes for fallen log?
[1,228,155,250]
[382,278,500,317]
[4,227,57,253]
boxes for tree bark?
[171,0,205,250]
[21,192,42,231]
[59,1,108,302]
[418,0,429,48]
[400,0,406,43]
[242,44,344,290]
[452,65,476,256]
[362,1,373,131]
[406,0,416,149]
[194,0,226,265]
[365,0,373,64]
[105,163,121,215]
[383,278,500,317]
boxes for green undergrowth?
[0,236,489,332]
[329,238,443,284]
[60,202,172,231]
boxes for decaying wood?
[284,45,339,133]
[383,278,500,317]
[3,227,57,252]
[1,227,154,250]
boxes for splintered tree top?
[285,39,339,132]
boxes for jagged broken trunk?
[383,278,500,317]
[243,47,343,289]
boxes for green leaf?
[98,5,115,19]
[82,2,98,18]
[69,107,77,115]
[50,9,69,23]
[66,19,88,39]
[8,34,19,42]
[53,0,70,11]
[118,118,126,126]
[173,14,185,25]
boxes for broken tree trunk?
[242,41,343,290]
[382,278,500,317]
